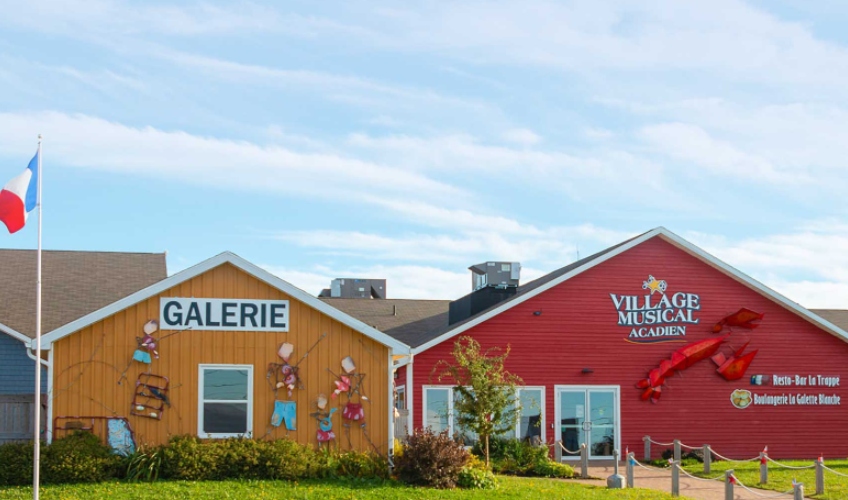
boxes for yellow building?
[39,252,409,455]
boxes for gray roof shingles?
[0,249,167,338]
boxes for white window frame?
[395,385,406,410]
[422,385,545,441]
[511,386,546,441]
[198,364,254,439]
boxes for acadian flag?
[0,151,39,234]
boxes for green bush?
[331,450,390,480]
[531,460,573,478]
[257,437,320,480]
[125,446,165,482]
[160,435,219,480]
[0,440,35,486]
[395,428,469,489]
[477,438,549,475]
[43,432,122,484]
[458,466,499,489]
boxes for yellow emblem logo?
[641,275,667,295]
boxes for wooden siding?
[0,332,46,395]
[413,237,848,459]
[51,263,390,452]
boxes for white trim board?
[0,320,33,344]
[412,226,848,354]
[37,251,410,352]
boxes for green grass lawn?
[0,476,680,500]
[681,458,848,500]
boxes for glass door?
[558,390,585,459]
[587,390,616,459]
[556,386,619,461]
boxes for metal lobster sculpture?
[637,308,763,403]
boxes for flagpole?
[32,134,42,500]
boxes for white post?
[725,470,734,500]
[32,135,43,500]
[626,452,634,488]
[673,439,681,463]
[794,482,804,500]
[759,452,768,484]
[643,435,651,461]
[816,457,824,495]
[703,444,711,474]
[671,460,679,497]
[580,443,588,478]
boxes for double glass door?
[556,386,618,461]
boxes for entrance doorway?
[554,385,620,461]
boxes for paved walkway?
[572,465,806,500]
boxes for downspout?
[26,344,49,367]
[406,349,413,437]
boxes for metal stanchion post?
[581,443,589,479]
[816,457,824,495]
[626,452,634,488]
[644,435,651,461]
[724,470,734,500]
[607,449,624,488]
[673,439,681,463]
[703,444,710,474]
[555,440,562,462]
[671,460,679,497]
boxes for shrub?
[331,450,390,480]
[395,428,469,489]
[477,438,549,475]
[125,445,165,482]
[160,435,218,480]
[0,440,36,486]
[257,438,320,480]
[43,432,121,484]
[458,466,498,489]
[531,460,573,478]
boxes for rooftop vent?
[319,278,386,299]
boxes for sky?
[0,0,847,306]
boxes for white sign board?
[160,297,289,332]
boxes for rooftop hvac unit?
[469,262,520,291]
[328,278,386,299]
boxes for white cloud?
[501,128,541,146]
[0,111,462,204]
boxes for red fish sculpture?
[636,335,729,403]
[712,308,764,333]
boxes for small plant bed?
[680,458,848,500]
[474,438,574,478]
[0,476,682,499]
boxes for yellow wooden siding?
[51,263,390,452]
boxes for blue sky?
[0,0,847,305]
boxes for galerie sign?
[160,297,289,332]
[611,275,700,343]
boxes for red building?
[393,227,848,461]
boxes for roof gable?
[39,252,409,352]
[411,227,848,354]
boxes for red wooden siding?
[412,237,848,459]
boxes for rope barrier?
[546,441,582,454]
[646,437,675,447]
[678,442,701,450]
[822,464,848,478]
[764,456,816,470]
[672,463,726,482]
[709,448,762,463]
[732,475,795,498]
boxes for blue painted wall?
[0,333,47,395]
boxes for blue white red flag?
[0,152,38,234]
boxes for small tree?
[433,336,523,466]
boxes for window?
[423,386,544,444]
[198,364,253,438]
[395,386,406,410]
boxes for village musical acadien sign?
[160,297,289,332]
[611,275,701,343]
